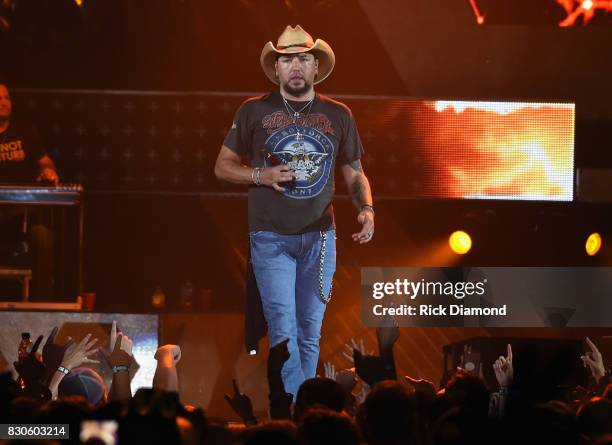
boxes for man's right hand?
[261,165,295,192]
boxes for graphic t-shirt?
[0,122,46,183]
[224,90,364,234]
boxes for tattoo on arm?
[348,160,363,173]
[346,161,373,210]
[351,177,367,209]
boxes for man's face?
[0,84,12,121]
[275,52,318,97]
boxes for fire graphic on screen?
[417,100,574,201]
[469,0,612,25]
[557,0,612,26]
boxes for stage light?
[582,0,594,10]
[469,0,485,25]
[585,232,602,256]
[449,230,472,255]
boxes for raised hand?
[153,344,181,393]
[405,375,436,398]
[224,379,256,425]
[42,327,75,384]
[110,335,132,368]
[60,334,100,370]
[493,344,513,388]
[342,338,371,363]
[14,334,45,387]
[323,362,337,380]
[376,318,400,356]
[101,321,132,367]
[270,391,293,420]
[353,349,395,387]
[154,344,181,367]
[109,320,134,356]
[336,368,358,393]
[268,339,290,373]
[322,361,357,392]
[581,337,605,383]
[109,320,118,354]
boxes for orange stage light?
[449,230,472,255]
[469,0,485,25]
[585,232,602,256]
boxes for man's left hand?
[352,210,374,244]
[37,168,59,185]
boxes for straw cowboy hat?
[260,25,335,86]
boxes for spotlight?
[585,232,602,256]
[449,230,472,255]
[582,0,594,10]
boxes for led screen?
[409,100,575,201]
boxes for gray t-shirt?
[223,90,364,234]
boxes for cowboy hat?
[260,25,335,86]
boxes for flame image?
[557,0,612,26]
[469,0,612,26]
[417,100,574,201]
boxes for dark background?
[3,0,612,164]
[1,0,611,310]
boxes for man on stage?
[215,25,374,397]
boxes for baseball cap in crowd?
[58,367,108,405]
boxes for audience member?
[2,320,610,445]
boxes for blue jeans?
[249,229,336,397]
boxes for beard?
[282,78,313,98]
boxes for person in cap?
[58,367,108,406]
[215,25,374,397]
